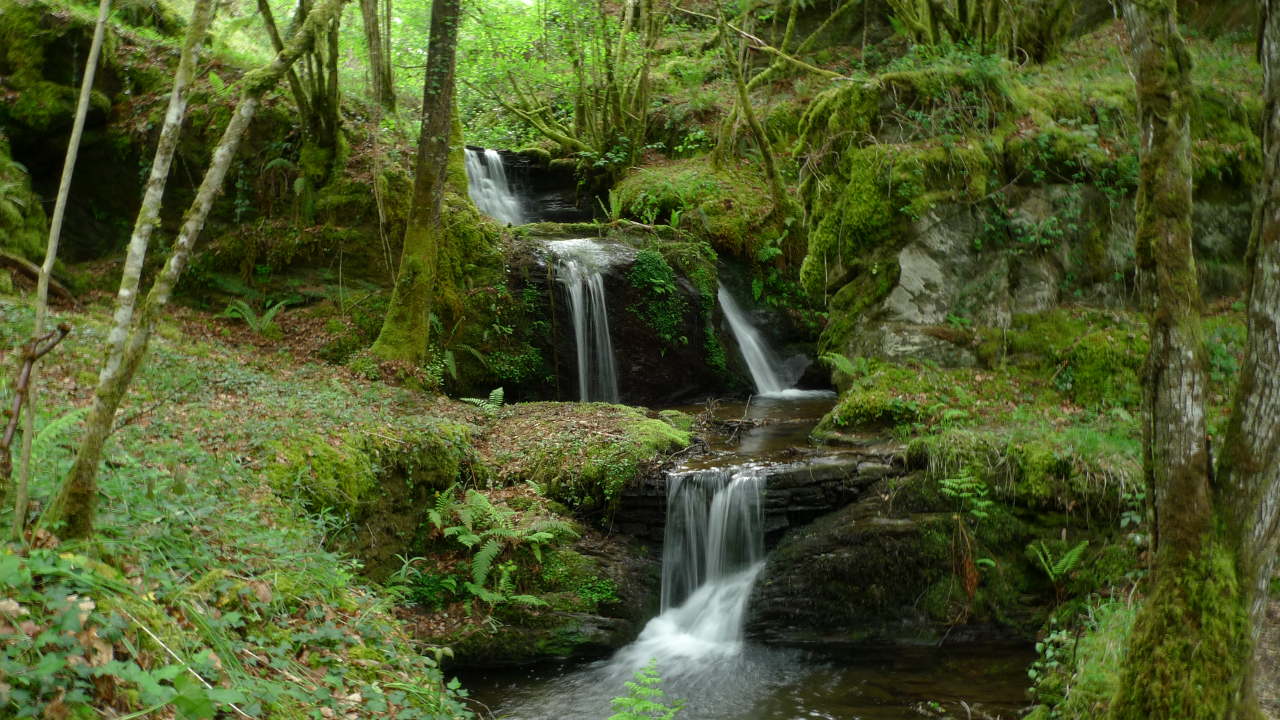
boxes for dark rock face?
[474,148,598,223]
[504,239,734,405]
[616,450,908,549]
[745,490,952,647]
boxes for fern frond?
[32,408,89,460]
[1054,540,1089,577]
[507,594,548,607]
[472,538,501,585]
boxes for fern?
[32,408,89,461]
[821,352,866,378]
[461,387,505,415]
[220,299,288,335]
[472,538,501,585]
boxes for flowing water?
[718,288,825,399]
[463,391,1032,720]
[548,239,621,403]
[465,148,526,226]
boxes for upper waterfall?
[464,147,526,226]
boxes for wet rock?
[745,495,951,646]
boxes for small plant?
[426,486,578,614]
[608,660,683,720]
[220,299,288,337]
[461,387,505,416]
[1031,539,1089,603]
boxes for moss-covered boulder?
[477,402,691,518]
[264,416,478,580]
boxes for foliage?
[461,386,506,416]
[628,250,687,347]
[219,298,288,337]
[425,484,577,612]
[1031,540,1089,602]
[608,660,683,720]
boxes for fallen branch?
[0,251,78,307]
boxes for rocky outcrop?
[834,186,1252,366]
[745,488,953,646]
[617,450,908,547]
[504,232,736,405]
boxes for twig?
[112,378,199,434]
[119,608,255,719]
[2,323,72,490]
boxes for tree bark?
[1218,0,1280,709]
[370,0,461,363]
[717,9,787,215]
[52,0,350,540]
[1107,2,1262,718]
[360,0,394,109]
[10,0,110,537]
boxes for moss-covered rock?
[264,416,478,579]
[614,157,778,262]
[0,132,49,262]
[478,402,690,517]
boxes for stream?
[452,176,1033,717]
[461,393,1033,720]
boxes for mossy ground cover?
[473,402,690,515]
[0,285,695,714]
[0,298,480,718]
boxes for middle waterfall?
[549,239,620,403]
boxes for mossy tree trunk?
[370,0,460,364]
[53,0,350,540]
[1107,2,1280,718]
[1218,0,1280,709]
[715,9,787,215]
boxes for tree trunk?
[1107,2,1259,718]
[370,0,461,363]
[360,0,394,109]
[52,0,350,540]
[717,10,787,215]
[1218,0,1280,710]
[10,0,111,537]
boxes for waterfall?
[717,287,790,395]
[549,239,620,403]
[464,148,526,226]
[612,467,766,668]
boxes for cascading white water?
[549,239,620,403]
[612,467,766,669]
[717,287,789,395]
[464,147,526,226]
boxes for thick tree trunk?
[9,0,111,537]
[1218,0,1280,710]
[53,0,350,540]
[1107,2,1257,718]
[370,0,460,363]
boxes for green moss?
[657,409,695,433]
[490,403,690,514]
[614,157,776,261]
[0,132,49,262]
[1109,540,1250,720]
[628,249,687,347]
[265,418,474,518]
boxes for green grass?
[0,298,473,718]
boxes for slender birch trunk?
[9,0,110,538]
[52,0,351,540]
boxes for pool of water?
[461,642,1033,720]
